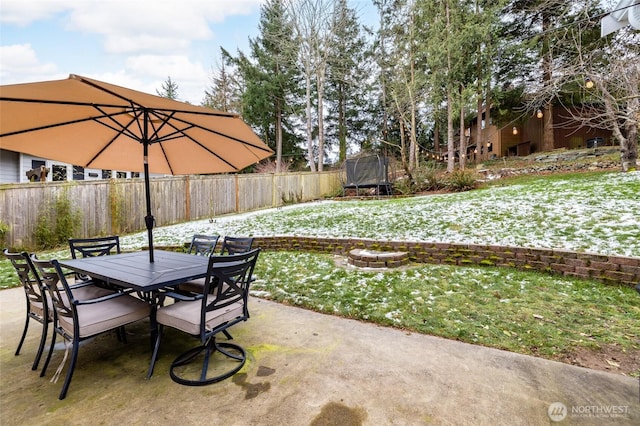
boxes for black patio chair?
[68,235,121,258]
[3,249,49,371]
[68,236,121,285]
[173,234,220,295]
[29,255,150,400]
[147,248,260,386]
[186,234,219,256]
[175,235,250,340]
[220,236,254,255]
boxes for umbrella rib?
[140,109,271,170]
[84,109,142,167]
[151,110,273,153]
[0,106,136,138]
[73,75,237,119]
[92,106,145,141]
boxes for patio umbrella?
[0,74,273,262]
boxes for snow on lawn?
[120,171,640,257]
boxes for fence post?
[185,175,190,221]
[235,174,239,213]
[272,173,276,208]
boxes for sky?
[0,0,376,105]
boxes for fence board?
[0,171,341,249]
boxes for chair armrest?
[73,291,129,305]
[68,280,98,289]
[162,290,204,302]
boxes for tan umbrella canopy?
[0,74,273,261]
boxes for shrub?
[445,169,479,192]
[413,162,446,192]
[34,188,82,250]
[254,160,291,174]
[0,221,9,246]
[392,176,414,195]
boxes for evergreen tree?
[325,0,371,162]
[202,56,242,113]
[156,76,179,100]
[225,0,303,171]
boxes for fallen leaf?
[605,359,620,367]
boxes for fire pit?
[348,249,409,268]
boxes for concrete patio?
[0,286,637,425]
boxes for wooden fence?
[0,171,343,249]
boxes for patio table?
[58,250,210,293]
[58,250,212,349]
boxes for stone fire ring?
[348,249,409,268]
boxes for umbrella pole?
[143,140,155,263]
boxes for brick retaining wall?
[252,236,640,288]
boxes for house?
[463,106,613,163]
[0,148,140,184]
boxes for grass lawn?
[2,170,639,375]
[251,251,639,376]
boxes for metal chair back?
[220,236,254,255]
[187,234,219,256]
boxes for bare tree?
[285,0,337,172]
[526,18,639,171]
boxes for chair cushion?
[72,285,116,300]
[157,296,244,336]
[176,278,205,294]
[57,295,150,339]
[28,299,45,318]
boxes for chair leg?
[59,339,80,400]
[147,325,163,379]
[222,330,233,340]
[32,319,48,371]
[116,326,127,343]
[40,327,57,377]
[15,314,30,356]
[169,337,246,386]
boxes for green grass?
[252,251,640,373]
[2,170,639,374]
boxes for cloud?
[58,0,261,54]
[0,0,265,103]
[0,0,70,25]
[125,54,209,103]
[0,44,60,83]
[2,0,263,53]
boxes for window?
[52,165,67,181]
[116,171,127,179]
[31,160,45,169]
[102,170,112,179]
[73,166,85,180]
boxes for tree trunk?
[305,69,316,172]
[459,87,466,170]
[620,125,638,172]
[434,120,440,157]
[476,96,483,163]
[338,86,347,162]
[447,87,455,172]
[317,66,326,172]
[541,11,555,152]
[276,100,283,173]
